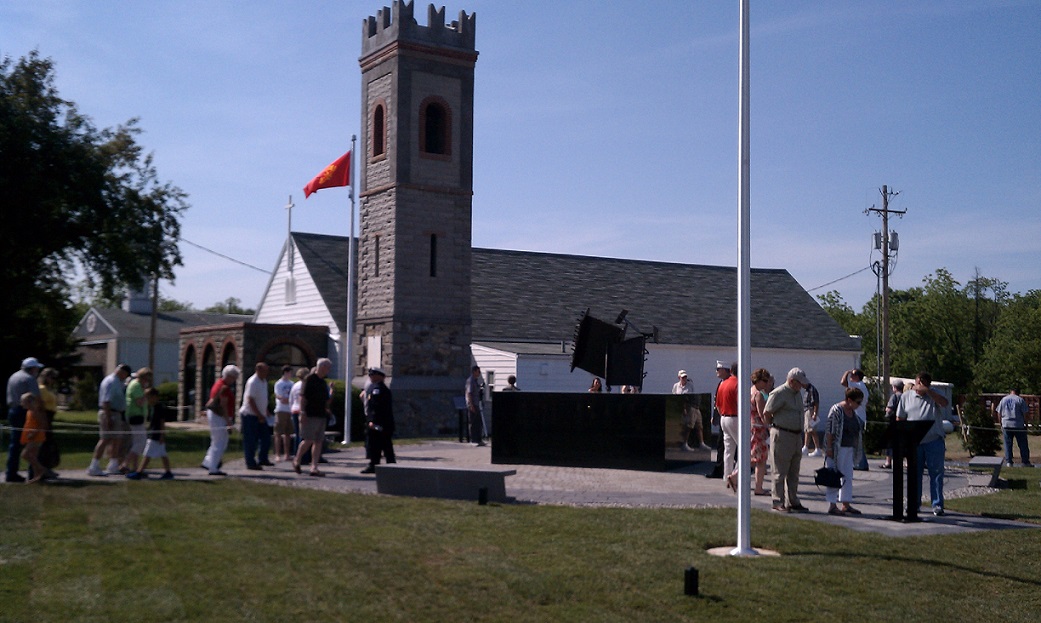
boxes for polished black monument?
[491,392,711,472]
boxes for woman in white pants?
[824,386,865,516]
[202,365,239,476]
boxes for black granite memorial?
[882,419,936,522]
[492,392,710,471]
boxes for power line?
[178,237,272,275]
[807,265,872,293]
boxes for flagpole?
[731,0,757,557]
[343,135,357,445]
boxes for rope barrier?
[1,423,216,437]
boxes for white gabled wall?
[254,239,345,379]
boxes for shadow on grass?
[981,511,1041,522]
[38,479,113,489]
[787,550,1041,588]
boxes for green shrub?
[960,390,1002,456]
[156,381,178,405]
[69,372,97,411]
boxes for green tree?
[816,290,859,334]
[964,268,1008,369]
[158,295,195,312]
[888,269,974,388]
[1,51,187,372]
[204,297,254,315]
[974,290,1041,394]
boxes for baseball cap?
[715,361,727,370]
[678,370,688,377]
[21,357,43,370]
[787,367,810,385]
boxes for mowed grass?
[2,475,1041,623]
[3,413,1040,621]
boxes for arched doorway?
[221,343,236,370]
[183,345,197,421]
[263,342,313,371]
[202,344,216,401]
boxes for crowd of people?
[692,361,956,517]
[2,356,400,483]
[1,354,1011,521]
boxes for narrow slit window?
[429,234,438,277]
[374,236,380,277]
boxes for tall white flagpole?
[343,135,358,445]
[731,0,757,557]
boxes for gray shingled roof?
[288,232,859,353]
[75,308,252,341]
[472,249,859,352]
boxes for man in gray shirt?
[6,357,43,483]
[895,371,950,516]
[995,388,1031,467]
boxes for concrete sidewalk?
[67,435,1038,538]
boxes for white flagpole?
[731,0,757,557]
[343,135,358,445]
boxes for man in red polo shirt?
[717,362,739,490]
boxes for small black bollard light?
[478,486,488,505]
[684,566,699,596]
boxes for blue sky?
[3,0,1039,311]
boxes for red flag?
[303,150,351,198]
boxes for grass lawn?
[2,414,1039,622]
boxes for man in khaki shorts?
[87,363,132,477]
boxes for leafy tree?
[1,51,187,373]
[974,290,1041,394]
[204,297,255,316]
[158,295,195,312]
[816,290,858,334]
[964,268,1008,370]
[887,269,975,388]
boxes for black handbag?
[814,457,843,488]
[38,435,60,469]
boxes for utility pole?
[867,185,906,401]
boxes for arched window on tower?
[372,102,386,158]
[420,98,451,156]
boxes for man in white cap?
[6,357,43,483]
[764,367,810,512]
[673,370,708,451]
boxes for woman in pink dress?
[749,368,772,495]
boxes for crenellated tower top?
[362,1,476,57]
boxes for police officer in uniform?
[360,368,395,474]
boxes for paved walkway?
[71,430,1038,538]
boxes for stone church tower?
[356,2,477,434]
